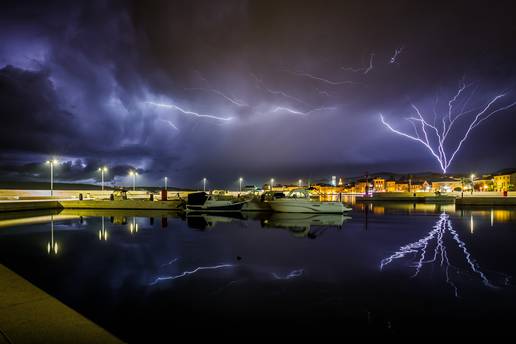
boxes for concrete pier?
[456,197,516,206]
[0,264,122,343]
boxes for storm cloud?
[1,0,515,188]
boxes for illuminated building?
[494,171,516,191]
[373,178,385,192]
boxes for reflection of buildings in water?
[493,209,513,223]
[380,212,509,297]
[47,215,59,255]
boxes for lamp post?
[470,174,476,195]
[203,178,207,192]
[239,177,243,192]
[98,167,108,191]
[129,171,138,191]
[164,176,168,191]
[46,159,58,197]
[270,178,274,191]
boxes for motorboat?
[268,188,352,213]
[185,192,249,212]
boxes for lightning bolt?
[160,257,179,267]
[271,106,336,116]
[284,70,357,85]
[145,101,234,121]
[389,47,403,64]
[380,82,516,173]
[185,87,248,107]
[272,269,304,280]
[363,53,375,74]
[160,119,179,131]
[149,264,234,285]
[380,213,505,297]
[250,73,309,105]
[341,53,375,74]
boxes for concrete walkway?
[0,264,123,344]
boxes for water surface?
[0,203,515,339]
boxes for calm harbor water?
[1,202,515,339]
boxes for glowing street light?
[129,170,138,191]
[470,173,476,194]
[270,178,274,191]
[203,177,207,192]
[239,177,243,192]
[46,159,58,197]
[164,176,168,191]
[98,166,108,191]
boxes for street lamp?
[270,178,274,191]
[46,159,58,196]
[129,171,138,191]
[239,177,243,192]
[164,176,168,191]
[203,178,207,192]
[470,174,476,194]
[98,166,108,191]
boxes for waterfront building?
[494,171,516,191]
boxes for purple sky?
[1,0,515,188]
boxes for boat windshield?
[287,189,310,199]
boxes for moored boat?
[186,192,249,212]
[269,189,352,213]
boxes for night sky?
[1,0,515,188]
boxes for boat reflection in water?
[260,213,350,238]
[185,211,349,238]
[380,212,510,297]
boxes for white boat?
[269,189,352,213]
[186,192,249,212]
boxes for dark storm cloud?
[0,0,515,187]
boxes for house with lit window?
[373,178,385,192]
[494,170,516,191]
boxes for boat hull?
[269,200,350,213]
[186,201,247,212]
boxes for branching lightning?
[149,264,234,285]
[145,101,234,121]
[250,72,309,105]
[380,81,516,173]
[380,213,507,297]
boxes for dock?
[0,264,122,343]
